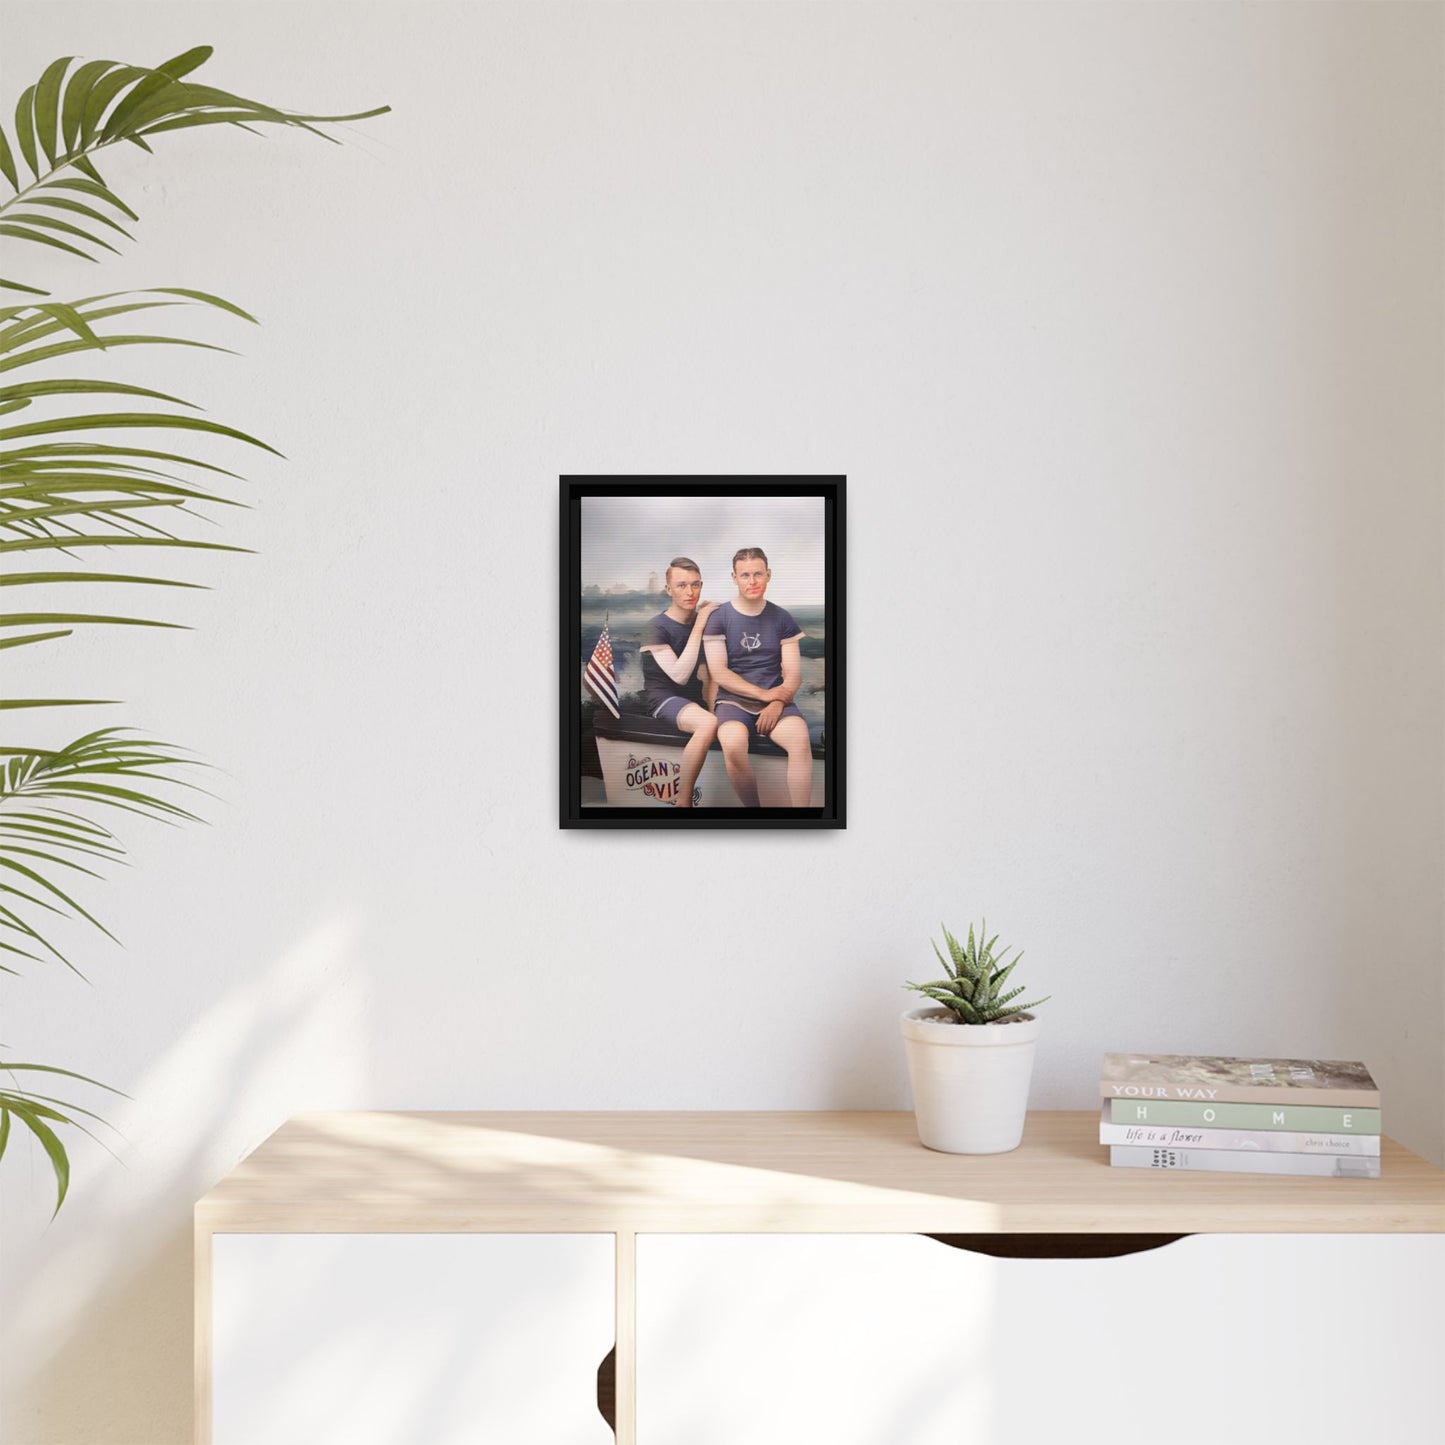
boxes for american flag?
[584,619,620,718]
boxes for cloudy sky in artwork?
[580,493,826,604]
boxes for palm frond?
[0,288,264,709]
[1,45,386,1215]
[1,48,388,294]
[0,1058,127,1214]
[0,729,204,974]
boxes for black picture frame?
[560,476,845,829]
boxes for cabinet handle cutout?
[924,1232,1189,1259]
[596,1344,616,1434]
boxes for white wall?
[2,2,1441,1441]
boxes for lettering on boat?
[622,753,694,803]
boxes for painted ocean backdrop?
[580,591,827,751]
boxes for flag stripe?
[586,683,619,717]
[583,619,621,718]
[585,664,617,704]
[580,661,615,696]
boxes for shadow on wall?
[822,975,915,1110]
[3,916,366,1445]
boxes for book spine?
[1099,1121,1380,1156]
[1108,1099,1380,1133]
[1110,1145,1380,1179]
[1100,1083,1379,1108]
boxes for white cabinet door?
[213,1233,614,1445]
[637,1234,990,1445]
[636,1233,1445,1445]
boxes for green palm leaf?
[46,178,139,221]
[0,124,18,190]
[33,57,75,169]
[0,378,194,408]
[0,1060,126,1214]
[0,729,203,971]
[0,409,282,453]
[4,1103,70,1213]
[1,48,387,295]
[59,60,116,155]
[0,290,262,708]
[0,222,94,262]
[13,87,39,180]
[0,628,72,650]
[4,209,120,256]
[1,46,385,1214]
[24,196,134,239]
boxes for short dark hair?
[731,547,768,569]
[665,556,701,584]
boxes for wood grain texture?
[195,1111,1445,1444]
[614,1231,636,1442]
[194,1219,212,1444]
[195,1111,1445,1235]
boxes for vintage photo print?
[560,477,844,828]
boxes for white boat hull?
[591,732,825,809]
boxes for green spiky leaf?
[909,922,1048,1025]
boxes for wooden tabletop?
[194,1110,1445,1235]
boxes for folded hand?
[757,700,784,735]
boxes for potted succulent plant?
[901,922,1050,1154]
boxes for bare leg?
[673,703,718,808]
[772,715,813,808]
[717,720,760,807]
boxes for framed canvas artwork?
[560,476,845,828]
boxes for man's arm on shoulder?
[638,642,693,687]
[644,605,716,685]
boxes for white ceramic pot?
[900,1007,1041,1154]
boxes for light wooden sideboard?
[195,1111,1445,1444]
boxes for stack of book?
[1099,1053,1381,1178]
